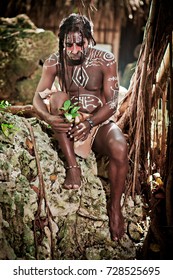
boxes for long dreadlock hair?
[58,13,96,92]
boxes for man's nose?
[71,43,79,54]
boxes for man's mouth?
[67,52,82,60]
[66,52,85,65]
[69,55,80,60]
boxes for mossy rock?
[0,14,58,104]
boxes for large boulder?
[0,14,58,104]
[0,112,149,260]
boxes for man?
[33,13,128,241]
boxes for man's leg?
[50,92,81,189]
[93,122,128,240]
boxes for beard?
[66,51,86,65]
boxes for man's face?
[64,32,88,64]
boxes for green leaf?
[70,106,80,114]
[64,113,73,122]
[71,112,80,118]
[7,124,14,129]
[0,122,19,137]
[1,124,9,137]
[61,100,71,111]
[0,100,11,109]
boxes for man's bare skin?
[33,14,128,241]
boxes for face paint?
[64,32,88,64]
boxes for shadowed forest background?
[0,0,173,260]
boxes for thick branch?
[4,105,39,118]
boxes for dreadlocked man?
[33,13,128,241]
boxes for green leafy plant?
[0,100,11,110]
[0,123,19,137]
[0,100,19,137]
[60,100,80,122]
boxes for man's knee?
[108,140,128,163]
[50,91,68,114]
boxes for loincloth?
[74,112,110,159]
[74,124,98,159]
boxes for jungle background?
[0,0,173,260]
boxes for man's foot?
[64,165,81,190]
[108,205,125,241]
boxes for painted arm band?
[86,118,94,130]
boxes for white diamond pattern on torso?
[72,66,89,88]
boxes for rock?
[0,14,58,104]
[0,112,149,259]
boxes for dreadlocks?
[58,13,96,91]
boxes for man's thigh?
[92,122,126,156]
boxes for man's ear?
[83,39,89,48]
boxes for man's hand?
[69,121,90,141]
[47,115,72,133]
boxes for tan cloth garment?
[74,112,110,159]
[73,112,96,158]
[74,127,99,158]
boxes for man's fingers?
[73,131,88,141]
[51,123,72,133]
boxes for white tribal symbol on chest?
[72,66,89,88]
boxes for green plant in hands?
[60,100,80,122]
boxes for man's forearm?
[88,103,117,127]
[33,94,51,123]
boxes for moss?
[0,15,57,104]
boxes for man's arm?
[33,59,71,132]
[33,59,57,122]
[87,53,119,126]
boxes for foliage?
[0,123,18,137]
[60,100,80,122]
[0,100,11,110]
[0,100,19,137]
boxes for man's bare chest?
[65,64,103,92]
[64,65,103,113]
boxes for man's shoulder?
[44,52,60,67]
[88,47,116,66]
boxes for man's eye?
[66,43,73,48]
[76,42,84,47]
